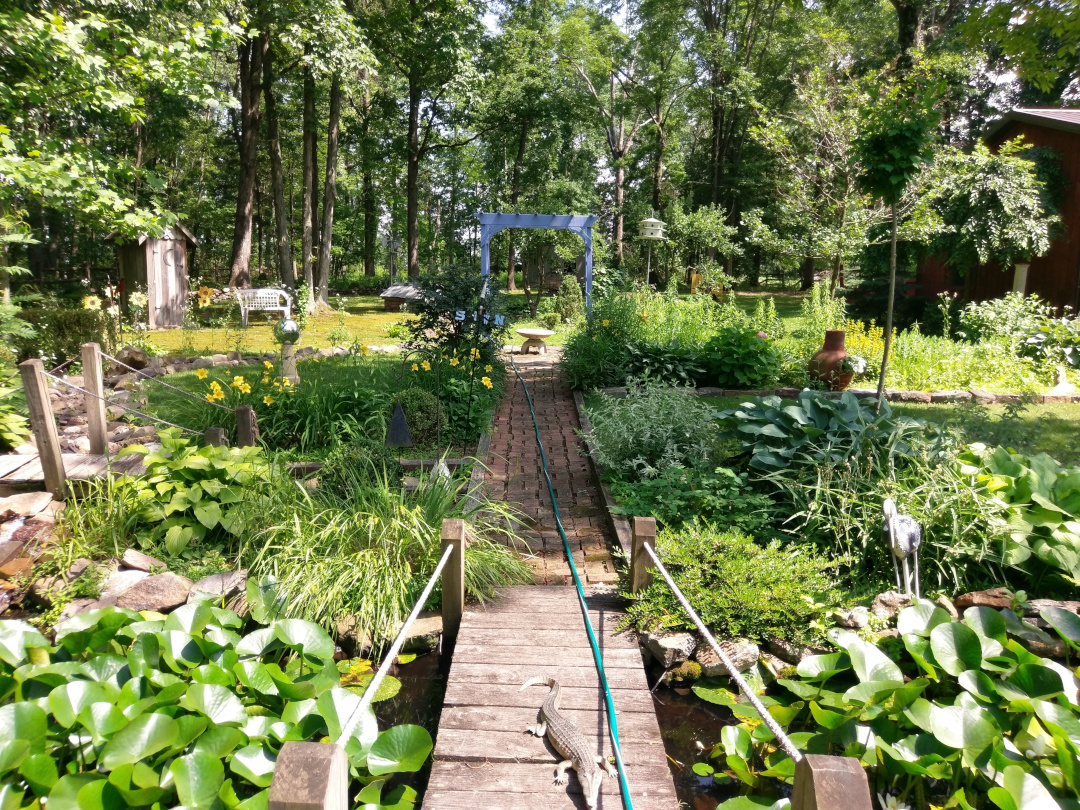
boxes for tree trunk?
[891,0,922,70]
[614,162,625,267]
[653,124,666,213]
[876,202,899,409]
[799,256,815,291]
[316,75,342,306]
[406,81,422,280]
[506,120,528,291]
[363,166,376,276]
[301,54,317,312]
[263,40,293,289]
[227,36,263,289]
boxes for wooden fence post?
[236,405,258,447]
[81,343,108,456]
[791,755,873,810]
[204,427,227,447]
[19,359,66,499]
[268,741,348,810]
[441,518,466,642]
[629,516,656,594]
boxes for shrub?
[700,328,780,389]
[694,600,1080,809]
[554,275,585,324]
[538,312,560,331]
[0,581,431,810]
[117,429,269,556]
[957,292,1055,343]
[608,464,774,535]
[0,387,29,450]
[583,382,721,479]
[1023,313,1080,369]
[623,524,838,644]
[318,438,405,498]
[404,267,509,362]
[748,296,784,340]
[624,341,704,385]
[790,282,845,355]
[14,306,112,363]
[561,329,630,391]
[395,386,442,446]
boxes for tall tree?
[227,31,264,288]
[262,37,294,288]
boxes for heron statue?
[883,498,922,598]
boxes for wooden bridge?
[422,584,677,810]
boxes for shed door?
[159,241,188,328]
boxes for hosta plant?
[117,429,270,555]
[692,598,1080,809]
[0,576,431,810]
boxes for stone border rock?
[597,385,1080,405]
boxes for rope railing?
[99,349,236,413]
[0,357,75,397]
[41,370,202,437]
[638,541,803,762]
[335,541,456,745]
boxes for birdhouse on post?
[638,218,666,241]
[106,224,198,329]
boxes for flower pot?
[808,330,853,391]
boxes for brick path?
[484,351,619,586]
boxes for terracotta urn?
[808,330,853,391]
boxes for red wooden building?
[917,108,1080,311]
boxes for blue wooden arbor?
[475,212,598,311]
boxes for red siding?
[916,120,1080,310]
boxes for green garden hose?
[510,356,635,810]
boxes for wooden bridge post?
[204,427,227,447]
[268,741,348,810]
[236,405,259,447]
[81,343,108,456]
[19,359,66,499]
[791,754,873,810]
[441,518,466,642]
[629,516,657,593]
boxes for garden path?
[484,351,619,585]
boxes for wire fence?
[41,371,202,437]
[0,358,75,398]
[99,350,235,414]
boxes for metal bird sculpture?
[883,498,922,599]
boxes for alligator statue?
[521,675,618,810]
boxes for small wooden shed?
[107,224,198,328]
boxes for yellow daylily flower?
[264,361,273,369]
[481,376,493,389]
[230,375,245,388]
[196,369,208,380]
[205,393,217,403]
[602,319,610,326]
[261,376,270,385]
[421,360,431,371]
[411,363,419,372]
[360,345,370,356]
[450,358,460,367]
[263,395,274,405]
[485,365,492,372]
[239,384,252,394]
[470,348,481,360]
[282,378,293,388]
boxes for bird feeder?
[637,218,666,284]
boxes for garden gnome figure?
[883,498,922,599]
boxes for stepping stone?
[116,572,193,611]
[0,492,54,519]
[120,548,166,572]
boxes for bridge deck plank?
[423,586,677,810]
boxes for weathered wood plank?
[460,612,632,632]
[0,456,34,479]
[433,729,663,765]
[452,628,638,650]
[448,663,648,690]
[451,644,643,669]
[63,454,108,479]
[422,788,676,810]
[425,761,677,800]
[443,682,657,713]
[435,706,664,745]
[3,456,44,484]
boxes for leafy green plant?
[0,387,29,450]
[624,341,704,385]
[0,578,431,810]
[1023,314,1080,369]
[554,275,584,324]
[957,292,1058,345]
[959,443,1080,588]
[395,387,442,446]
[403,267,509,363]
[117,429,270,556]
[608,464,773,535]
[623,525,838,645]
[693,599,1080,809]
[14,305,113,364]
[318,438,405,499]
[701,328,781,389]
[583,382,721,480]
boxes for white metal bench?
[235,288,293,327]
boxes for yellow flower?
[205,393,216,403]
[263,395,274,405]
[592,336,598,341]
[282,378,293,388]
[274,383,282,391]
[264,360,273,369]
[360,345,369,356]
[421,360,431,371]
[470,348,481,360]
[640,313,648,322]
[450,357,460,367]
[196,369,208,380]
[481,376,493,389]
[210,380,223,391]
[239,383,251,394]
[485,364,492,372]
[214,391,226,401]
[602,319,610,326]
[83,295,102,311]
[261,376,270,385]
[411,363,419,372]
[230,375,245,388]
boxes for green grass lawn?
[699,394,1080,466]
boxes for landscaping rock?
[115,345,151,370]
[192,357,214,369]
[30,576,68,606]
[0,541,22,567]
[115,572,193,611]
[773,387,801,398]
[970,389,997,403]
[120,548,166,572]
[835,606,870,629]
[211,354,230,366]
[1028,599,1080,617]
[188,569,247,603]
[936,595,959,619]
[663,660,702,683]
[871,590,913,620]
[766,636,822,664]
[694,638,759,676]
[55,598,97,625]
[759,652,796,679]
[954,588,1012,610]
[0,492,54,519]
[848,388,877,397]
[887,389,932,403]
[642,631,696,668]
[402,611,443,653]
[100,568,149,602]
[930,390,973,403]
[0,557,32,580]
